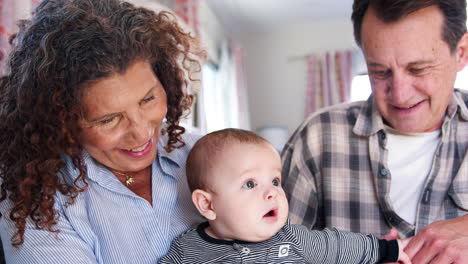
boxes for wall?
[235,20,359,134]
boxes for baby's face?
[207,142,288,242]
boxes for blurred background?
[1,0,468,152]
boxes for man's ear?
[456,32,468,71]
[192,189,216,220]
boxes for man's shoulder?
[294,100,368,134]
[455,89,468,108]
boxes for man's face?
[361,6,468,133]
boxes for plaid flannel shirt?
[281,90,468,238]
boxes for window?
[199,62,240,133]
[350,75,372,102]
[350,66,468,102]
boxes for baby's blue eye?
[272,178,280,186]
[242,180,257,189]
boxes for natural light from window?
[351,66,468,102]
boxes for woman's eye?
[272,178,280,186]
[242,180,257,189]
[141,95,155,105]
[99,117,115,125]
[96,115,120,127]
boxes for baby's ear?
[192,189,216,220]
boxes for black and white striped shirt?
[159,220,398,263]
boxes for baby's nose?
[265,188,277,200]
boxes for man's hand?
[404,215,468,263]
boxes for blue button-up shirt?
[1,133,204,263]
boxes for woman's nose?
[127,114,151,142]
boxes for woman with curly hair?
[0,0,205,262]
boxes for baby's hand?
[380,229,412,264]
[395,238,412,264]
[380,228,398,241]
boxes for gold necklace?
[112,170,135,186]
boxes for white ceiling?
[205,0,354,33]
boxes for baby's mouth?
[263,208,278,219]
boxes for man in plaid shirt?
[282,0,468,263]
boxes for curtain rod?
[287,48,360,62]
[287,55,308,62]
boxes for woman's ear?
[192,189,216,220]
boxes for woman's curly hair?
[0,0,203,247]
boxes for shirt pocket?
[448,172,468,211]
[266,242,306,264]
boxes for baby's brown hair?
[186,128,269,192]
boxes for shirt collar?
[353,95,384,136]
[353,90,468,137]
[157,133,183,169]
[196,219,291,245]
[451,89,468,121]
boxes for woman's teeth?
[128,141,149,152]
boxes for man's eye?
[242,180,257,189]
[409,68,424,74]
[272,178,280,186]
[371,70,389,78]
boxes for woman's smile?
[119,137,154,158]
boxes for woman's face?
[80,60,167,173]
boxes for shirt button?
[380,168,388,176]
[380,132,386,141]
[241,247,250,254]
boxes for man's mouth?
[393,100,424,111]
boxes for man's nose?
[388,72,413,104]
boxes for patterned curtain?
[0,0,15,76]
[304,50,352,117]
[0,0,37,76]
[199,40,250,133]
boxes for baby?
[160,128,410,263]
